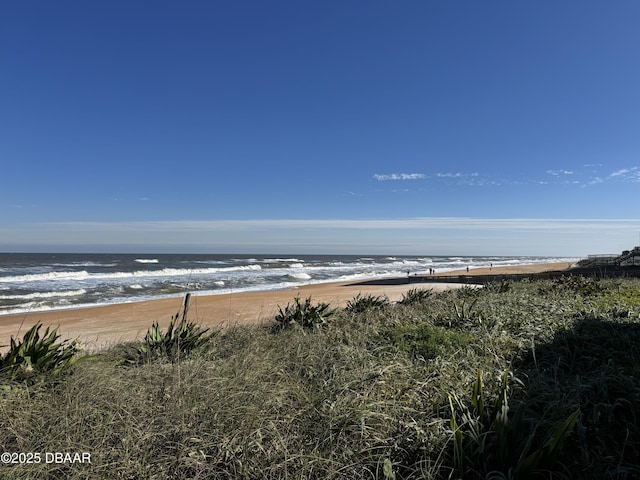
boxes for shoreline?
[0,261,571,350]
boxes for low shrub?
[0,323,79,383]
[345,293,390,314]
[273,295,336,331]
[131,294,214,364]
[398,288,433,306]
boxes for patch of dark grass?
[390,322,474,360]
[514,314,640,477]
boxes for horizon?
[0,250,582,258]
[2,217,638,257]
[2,2,639,255]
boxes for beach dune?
[0,262,569,350]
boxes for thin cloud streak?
[373,166,640,190]
[374,173,426,181]
[4,218,638,255]
[36,217,640,232]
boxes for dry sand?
[437,261,573,277]
[0,261,571,351]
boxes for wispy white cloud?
[367,165,640,189]
[546,169,574,176]
[32,217,640,233]
[374,171,490,188]
[4,217,638,255]
[436,172,479,178]
[572,165,640,186]
[609,168,631,177]
[609,167,639,181]
[374,173,426,181]
[25,217,640,241]
[586,177,604,186]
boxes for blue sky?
[1,1,639,256]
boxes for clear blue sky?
[2,1,639,256]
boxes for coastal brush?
[134,294,214,364]
[0,323,79,383]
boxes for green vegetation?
[398,288,434,306]
[345,293,390,313]
[390,322,473,360]
[272,295,336,331]
[1,278,640,478]
[0,323,79,384]
[125,293,215,365]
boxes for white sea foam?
[1,302,42,315]
[52,261,118,267]
[285,273,312,280]
[0,264,263,284]
[0,289,87,300]
[0,270,93,283]
[135,258,159,264]
[262,258,304,263]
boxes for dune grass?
[1,277,640,478]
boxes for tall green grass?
[1,279,639,478]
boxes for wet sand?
[0,261,570,350]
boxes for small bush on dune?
[129,294,215,364]
[483,280,512,293]
[136,318,212,364]
[0,323,79,384]
[273,295,336,332]
[552,275,605,296]
[398,288,433,306]
[345,293,390,314]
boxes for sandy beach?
[0,261,570,350]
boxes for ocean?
[0,253,576,316]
